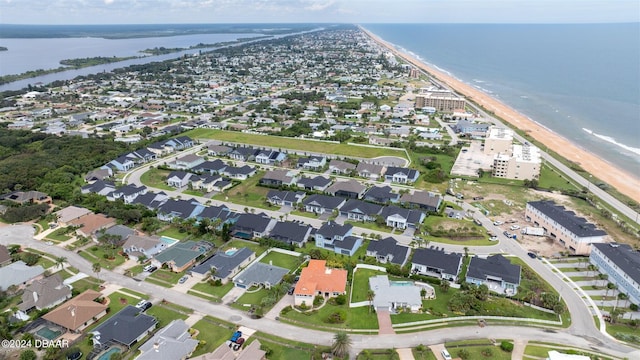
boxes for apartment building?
[590,243,640,305]
[415,87,465,112]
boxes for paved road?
[3,225,639,358]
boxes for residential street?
[3,225,639,359]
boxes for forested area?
[0,129,128,200]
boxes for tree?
[331,332,352,358]
[92,262,102,280]
[616,292,628,310]
[367,290,375,313]
[610,308,626,324]
[19,350,37,360]
[440,280,450,293]
[55,256,67,269]
[598,273,608,287]
[587,264,597,278]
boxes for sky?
[1,0,638,25]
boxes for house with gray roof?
[233,262,289,289]
[366,237,410,266]
[137,319,199,360]
[0,261,45,291]
[380,206,425,229]
[167,171,193,188]
[590,243,640,305]
[364,186,399,204]
[269,221,312,247]
[356,162,385,180]
[191,247,255,282]
[384,167,420,184]
[411,248,463,282]
[314,222,363,256]
[91,305,157,347]
[152,241,207,273]
[131,191,169,210]
[157,199,205,221]
[221,165,256,180]
[0,245,11,267]
[297,156,326,170]
[326,179,367,199]
[207,144,232,156]
[259,169,296,187]
[303,194,346,215]
[339,199,383,222]
[296,176,332,192]
[266,190,306,207]
[369,275,424,313]
[400,191,442,212]
[106,184,147,204]
[232,213,275,239]
[192,159,227,175]
[466,254,521,296]
[81,180,116,196]
[122,235,166,261]
[328,159,356,175]
[255,149,286,165]
[18,274,71,312]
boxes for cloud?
[104,0,114,4]
[304,0,336,11]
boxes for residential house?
[81,180,116,196]
[296,176,332,192]
[303,194,346,215]
[195,339,266,360]
[42,290,108,333]
[466,254,521,296]
[364,186,399,204]
[192,159,227,175]
[18,274,71,312]
[326,179,367,199]
[314,222,362,256]
[400,191,442,212]
[255,149,286,165]
[152,241,207,273]
[384,167,420,184]
[366,237,410,266]
[369,275,424,313]
[294,260,347,306]
[171,154,205,170]
[137,319,199,360]
[206,144,232,156]
[266,190,306,207]
[525,200,607,255]
[131,191,169,210]
[0,191,51,205]
[91,305,157,347]
[190,247,255,282]
[190,174,226,192]
[231,213,275,239]
[339,199,383,222]
[84,168,113,183]
[122,235,167,261]
[380,206,426,229]
[259,169,296,187]
[94,224,135,246]
[297,156,326,171]
[269,221,312,247]
[411,248,463,282]
[328,159,356,175]
[454,119,490,135]
[356,162,385,180]
[197,205,238,225]
[126,148,156,164]
[107,184,147,204]
[55,206,92,225]
[157,199,205,221]
[233,262,289,289]
[167,171,193,188]
[69,213,117,238]
[221,165,256,180]
[590,243,640,305]
[109,155,135,172]
[228,146,258,161]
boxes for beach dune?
[361,28,640,204]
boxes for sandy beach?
[361,28,640,203]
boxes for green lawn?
[259,251,302,270]
[289,209,320,219]
[191,318,235,357]
[446,344,511,360]
[253,338,311,360]
[139,168,173,190]
[232,287,271,309]
[281,303,379,330]
[222,239,266,256]
[345,220,393,233]
[412,347,437,360]
[158,226,191,240]
[351,268,386,303]
[357,350,400,360]
[68,277,102,293]
[191,281,234,299]
[107,291,140,315]
[116,288,149,299]
[183,189,206,197]
[213,172,270,209]
[147,269,185,285]
[45,227,73,242]
[145,304,188,327]
[538,163,580,191]
[421,216,492,246]
[183,129,407,160]
[78,246,126,270]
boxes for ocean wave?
[583,128,640,156]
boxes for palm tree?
[331,332,352,358]
[616,293,628,310]
[587,264,597,278]
[55,256,66,269]
[92,262,102,280]
[366,290,375,313]
[598,274,608,288]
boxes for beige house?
[42,290,108,333]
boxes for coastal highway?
[467,101,640,225]
[3,225,640,359]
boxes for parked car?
[510,225,520,230]
[489,236,498,241]
[135,300,152,311]
[503,231,511,237]
[178,276,189,284]
[66,351,82,360]
[493,220,503,226]
[527,252,537,259]
[230,331,242,342]
[288,287,295,295]
[441,349,452,360]
[144,265,157,272]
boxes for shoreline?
[360,26,640,203]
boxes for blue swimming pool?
[160,236,179,247]
[225,248,238,256]
[390,281,414,287]
[97,347,121,360]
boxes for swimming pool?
[225,248,238,256]
[160,236,179,247]
[390,281,414,287]
[35,326,62,340]
[97,347,121,360]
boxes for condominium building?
[485,127,541,180]
[415,87,465,112]
[525,200,607,255]
[590,243,640,305]
[484,127,513,155]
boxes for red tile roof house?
[293,260,347,307]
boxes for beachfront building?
[589,243,640,305]
[525,200,607,255]
[484,127,541,180]
[415,87,465,112]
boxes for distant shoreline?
[358,26,640,203]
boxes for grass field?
[158,226,191,240]
[139,168,173,190]
[78,247,126,270]
[45,227,73,242]
[259,251,302,270]
[412,347,438,360]
[222,239,267,256]
[283,303,379,330]
[183,129,408,160]
[191,281,234,299]
[148,269,185,285]
[351,268,386,303]
[212,171,270,209]
[191,318,235,357]
[145,303,188,327]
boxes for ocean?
[364,23,640,176]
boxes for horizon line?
[1,21,639,26]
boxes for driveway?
[265,292,294,320]
[376,309,395,335]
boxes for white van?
[441,349,452,360]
